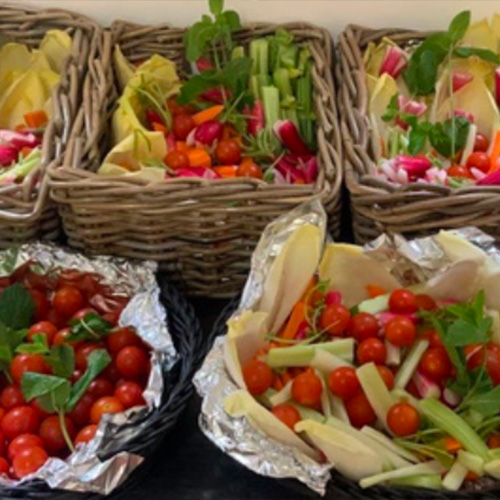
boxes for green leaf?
[448,11,470,43]
[16,333,49,354]
[466,386,500,417]
[46,344,75,379]
[428,117,470,157]
[446,318,491,346]
[408,126,428,155]
[66,349,111,411]
[0,283,34,329]
[382,94,399,122]
[21,372,71,412]
[220,10,241,31]
[185,21,218,62]
[68,313,111,343]
[209,0,223,15]
[453,46,500,64]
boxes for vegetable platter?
[0,244,203,500]
[338,11,500,244]
[48,0,341,298]
[0,4,98,248]
[196,202,500,498]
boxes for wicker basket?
[0,3,99,248]
[48,21,342,298]
[337,25,500,244]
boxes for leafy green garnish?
[67,312,111,343]
[0,283,34,330]
[428,117,470,158]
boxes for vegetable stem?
[59,410,75,453]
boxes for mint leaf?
[0,283,34,329]
[428,117,470,157]
[185,21,218,62]
[47,344,75,379]
[220,10,241,31]
[446,318,490,346]
[453,46,500,64]
[21,372,71,413]
[408,126,428,155]
[448,11,470,43]
[466,386,500,417]
[209,0,223,15]
[68,313,111,343]
[16,333,49,354]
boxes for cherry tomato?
[236,162,263,179]
[320,304,351,337]
[474,133,490,152]
[27,321,58,344]
[384,316,416,347]
[215,139,242,165]
[485,344,500,386]
[75,425,98,446]
[387,402,420,437]
[271,404,301,430]
[349,313,379,342]
[415,294,437,311]
[419,347,452,381]
[102,359,121,384]
[466,151,490,174]
[31,399,53,420]
[165,151,189,170]
[115,346,150,379]
[10,354,50,385]
[376,365,395,390]
[30,289,49,321]
[291,370,323,407]
[419,329,443,348]
[68,393,95,427]
[173,114,195,140]
[389,289,418,314]
[87,377,114,400]
[70,370,83,384]
[167,97,193,116]
[39,415,75,454]
[53,327,81,348]
[345,392,376,428]
[488,433,500,449]
[53,286,84,318]
[242,360,273,395]
[0,431,5,456]
[0,457,8,476]
[72,307,98,321]
[8,434,44,460]
[115,381,145,409]
[1,406,39,440]
[328,367,361,400]
[106,327,142,355]
[12,446,48,478]
[0,386,25,409]
[76,344,104,371]
[357,338,386,365]
[90,396,124,424]
[447,164,471,178]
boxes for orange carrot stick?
[366,284,387,298]
[489,130,500,172]
[280,301,306,340]
[192,105,224,126]
[186,148,212,168]
[24,110,48,128]
[176,141,189,153]
[152,122,167,133]
[444,436,462,454]
[213,166,238,178]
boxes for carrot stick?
[176,141,189,153]
[192,105,224,126]
[301,277,318,302]
[24,110,48,128]
[366,284,387,298]
[280,302,306,340]
[489,130,500,172]
[152,122,167,133]
[213,166,238,178]
[186,148,212,168]
[444,436,462,454]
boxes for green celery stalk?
[394,339,429,389]
[273,68,298,125]
[231,46,245,59]
[419,399,490,461]
[262,85,281,148]
[250,75,261,100]
[0,148,41,184]
[249,39,261,75]
[296,61,315,150]
[442,461,467,491]
[457,450,485,476]
[389,474,442,489]
[289,402,325,422]
[297,47,311,76]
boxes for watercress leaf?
[0,345,10,364]
[21,372,70,409]
[446,318,490,346]
[220,10,241,31]
[0,283,34,329]
[448,11,470,44]
[453,46,500,65]
[467,386,500,417]
[408,126,428,155]
[66,349,111,411]
[185,21,218,62]
[47,344,75,379]
[209,0,223,15]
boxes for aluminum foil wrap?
[195,198,500,495]
[0,243,176,495]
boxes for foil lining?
[0,243,176,495]
[195,201,500,495]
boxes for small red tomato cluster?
[449,132,493,179]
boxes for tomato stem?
[58,410,75,453]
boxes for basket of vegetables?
[0,245,203,499]
[48,0,341,298]
[338,11,500,244]
[197,204,500,498]
[0,4,98,248]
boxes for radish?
[0,146,18,166]
[194,120,223,145]
[273,120,312,156]
[452,71,473,93]
[379,46,407,78]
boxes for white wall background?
[17,1,500,36]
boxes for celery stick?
[296,61,315,150]
[485,458,500,479]
[311,349,351,373]
[391,388,419,408]
[361,426,419,463]
[250,75,261,100]
[360,461,445,489]
[457,450,485,476]
[297,47,311,76]
[358,293,389,314]
[249,39,261,75]
[389,474,442,489]
[289,402,325,423]
[269,381,293,407]
[386,341,401,366]
[257,39,269,80]
[329,395,350,423]
[257,388,277,408]
[262,86,280,145]
[394,339,429,389]
[442,461,467,491]
[317,372,332,418]
[231,46,245,59]
[489,449,500,460]
[419,399,490,461]
[273,68,298,125]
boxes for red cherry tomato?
[106,328,142,355]
[75,425,98,446]
[271,404,301,430]
[447,164,471,178]
[173,114,195,140]
[0,457,8,476]
[242,360,273,396]
[29,289,49,322]
[1,406,39,440]
[349,313,379,342]
[384,316,416,347]
[215,139,242,165]
[376,365,395,390]
[53,327,81,348]
[115,346,150,379]
[10,354,50,385]
[165,151,189,170]
[27,321,58,344]
[474,133,490,152]
[39,415,75,454]
[8,434,44,460]
[115,381,145,409]
[88,378,114,399]
[102,360,121,384]
[30,399,53,420]
[75,344,104,371]
[345,392,376,428]
[389,289,418,314]
[419,347,452,381]
[357,338,386,365]
[291,370,323,407]
[90,396,124,424]
[466,151,490,174]
[12,446,48,478]
[328,367,361,400]
[320,304,351,337]
[68,393,95,427]
[0,386,25,409]
[71,307,98,321]
[387,402,420,437]
[415,294,437,311]
[484,344,500,386]
[236,162,263,179]
[53,286,84,318]
[419,329,443,348]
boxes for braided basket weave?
[0,3,99,248]
[337,25,500,244]
[48,21,341,298]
